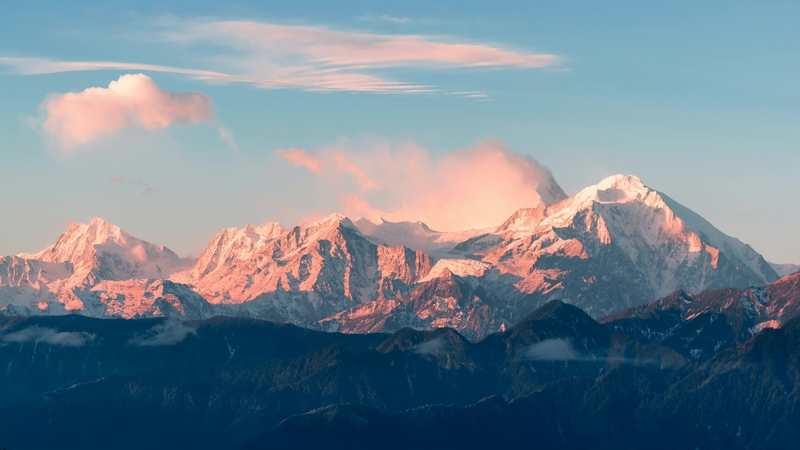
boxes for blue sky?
[1,0,798,263]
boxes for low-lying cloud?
[524,338,664,366]
[414,337,447,355]
[276,139,567,231]
[127,319,197,346]
[2,326,95,347]
[41,73,226,151]
[525,338,590,361]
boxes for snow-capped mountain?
[170,214,432,326]
[19,217,192,286]
[352,217,489,258]
[1,218,195,316]
[0,175,783,339]
[457,174,778,317]
[323,175,779,337]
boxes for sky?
[0,0,798,263]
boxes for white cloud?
[127,320,197,346]
[2,326,95,347]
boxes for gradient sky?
[1,0,798,263]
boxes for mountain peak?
[311,213,351,227]
[596,174,645,189]
[575,174,655,206]
[89,216,114,227]
[84,217,126,242]
[243,222,285,239]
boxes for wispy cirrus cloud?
[355,14,412,24]
[167,19,557,69]
[109,175,156,195]
[1,18,560,95]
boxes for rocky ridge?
[0,175,785,338]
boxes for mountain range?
[1,174,792,339]
[1,290,799,450]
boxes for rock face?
[169,215,432,326]
[320,269,499,340]
[0,175,782,339]
[602,271,800,359]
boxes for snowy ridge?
[1,218,194,317]
[0,175,785,339]
[159,213,434,328]
[20,217,192,288]
[353,217,490,259]
[770,262,800,278]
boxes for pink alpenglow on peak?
[17,217,192,286]
[41,73,215,150]
[276,139,568,232]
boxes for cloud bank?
[2,326,95,347]
[41,73,216,150]
[276,139,567,231]
[523,338,665,366]
[525,338,588,361]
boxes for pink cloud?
[188,21,558,69]
[0,56,429,94]
[276,148,324,174]
[41,73,214,150]
[275,139,567,231]
[2,20,559,96]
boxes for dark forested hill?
[244,317,800,450]
[0,301,797,450]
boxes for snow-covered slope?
[770,262,800,278]
[1,218,196,317]
[353,217,489,259]
[325,175,780,337]
[452,174,778,317]
[20,217,192,287]
[0,175,782,340]
[170,214,432,325]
